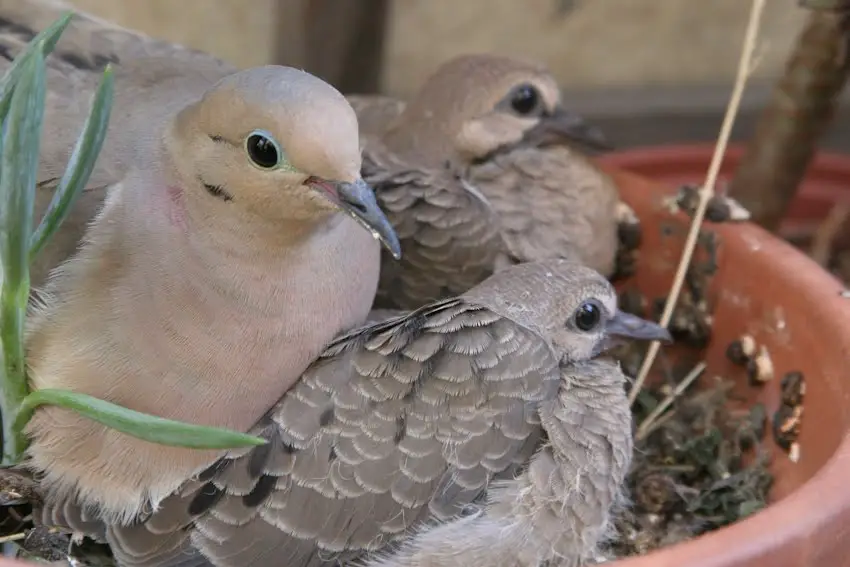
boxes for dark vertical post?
[729,2,850,231]
[273,0,390,94]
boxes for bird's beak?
[606,311,672,343]
[531,105,612,151]
[307,176,402,260]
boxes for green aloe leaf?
[0,14,267,464]
[0,12,73,122]
[14,389,267,450]
[0,43,47,463]
[30,65,114,260]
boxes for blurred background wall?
[64,0,849,151]
[66,0,807,93]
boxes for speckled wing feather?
[466,145,621,277]
[0,0,234,75]
[0,0,237,288]
[79,297,561,567]
[363,144,503,310]
[365,308,406,324]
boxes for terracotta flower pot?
[3,160,850,567]
[596,143,850,244]
[599,163,850,567]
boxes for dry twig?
[628,0,768,406]
[809,201,850,265]
[0,532,25,544]
[635,362,707,441]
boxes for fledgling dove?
[364,357,633,567]
[349,54,640,310]
[32,260,668,567]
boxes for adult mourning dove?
[32,260,669,567]
[364,357,633,567]
[349,54,640,310]
[9,2,407,562]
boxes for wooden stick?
[628,0,768,405]
[636,362,707,441]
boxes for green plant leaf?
[0,12,73,123]
[30,65,114,260]
[14,389,267,450]
[1,46,46,287]
[0,42,47,464]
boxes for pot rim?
[604,167,850,567]
[596,143,850,184]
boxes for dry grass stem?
[809,201,850,265]
[635,362,707,441]
[627,0,768,405]
[0,532,26,544]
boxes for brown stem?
[728,7,850,232]
[809,201,850,265]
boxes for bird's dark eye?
[509,84,541,116]
[245,129,282,169]
[573,301,602,332]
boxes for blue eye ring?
[244,129,283,170]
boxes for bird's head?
[167,65,401,258]
[463,259,671,364]
[382,54,609,166]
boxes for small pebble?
[726,334,756,366]
[617,202,642,251]
[672,185,751,222]
[746,345,774,385]
[772,404,802,451]
[705,195,751,223]
[788,442,801,463]
[618,222,643,252]
[778,406,803,434]
[674,184,701,216]
[780,371,806,406]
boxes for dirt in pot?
[612,358,772,559]
[598,288,775,562]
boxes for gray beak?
[532,105,612,152]
[308,177,402,260]
[607,311,673,343]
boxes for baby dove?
[350,54,636,310]
[35,260,668,566]
[362,358,634,567]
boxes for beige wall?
[67,0,808,98]
[383,0,807,97]
[66,0,279,69]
